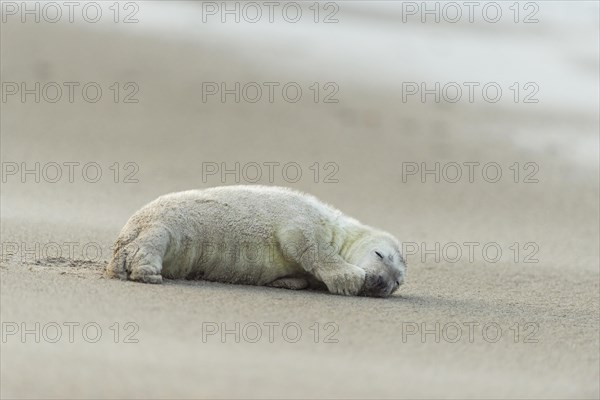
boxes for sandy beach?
[1,2,599,398]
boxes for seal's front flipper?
[267,277,309,290]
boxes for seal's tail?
[105,227,141,280]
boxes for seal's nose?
[361,274,394,297]
[397,274,405,286]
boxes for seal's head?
[350,231,406,297]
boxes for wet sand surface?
[1,5,599,399]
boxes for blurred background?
[1,1,599,399]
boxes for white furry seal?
[106,186,406,297]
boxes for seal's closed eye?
[375,251,384,260]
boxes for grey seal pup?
[106,185,406,297]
